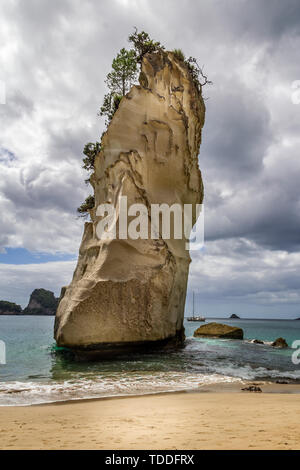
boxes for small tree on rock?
[82,142,102,172]
[128,28,164,62]
[78,29,211,218]
[77,195,95,217]
[98,47,138,125]
[185,57,213,92]
[106,47,138,96]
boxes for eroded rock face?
[54,51,205,355]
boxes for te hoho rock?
[54,51,205,357]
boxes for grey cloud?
[189,238,300,305]
[203,139,300,251]
[0,0,299,314]
[0,90,35,125]
[236,0,300,40]
[201,81,272,180]
[0,162,86,213]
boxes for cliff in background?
[0,301,22,315]
[23,288,58,315]
[0,289,59,315]
[55,50,206,355]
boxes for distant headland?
[0,288,58,316]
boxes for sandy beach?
[1,385,300,450]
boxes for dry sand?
[1,387,300,450]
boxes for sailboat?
[187,291,205,322]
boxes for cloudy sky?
[0,0,299,318]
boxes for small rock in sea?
[276,380,289,384]
[252,339,264,344]
[241,386,262,393]
[272,337,288,348]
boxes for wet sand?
[1,385,300,450]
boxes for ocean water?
[0,316,300,406]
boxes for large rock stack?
[55,51,206,356]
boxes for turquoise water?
[0,316,300,405]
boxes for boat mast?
[193,291,195,319]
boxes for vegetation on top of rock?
[78,28,211,216]
[77,141,101,215]
[77,195,95,216]
[0,300,22,314]
[82,142,102,172]
[172,48,185,62]
[172,48,212,93]
[99,29,165,125]
[185,56,212,92]
[99,92,123,127]
[98,47,138,125]
[128,27,165,63]
[106,48,138,96]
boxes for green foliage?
[0,300,22,313]
[139,70,148,88]
[98,92,123,126]
[78,30,211,218]
[172,48,185,62]
[78,142,100,214]
[185,56,213,91]
[23,289,58,315]
[29,289,58,310]
[98,47,137,126]
[82,141,101,172]
[77,195,95,216]
[24,307,54,315]
[128,27,165,62]
[106,48,138,96]
[98,29,164,125]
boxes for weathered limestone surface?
[54,51,205,355]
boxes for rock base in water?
[63,328,185,361]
